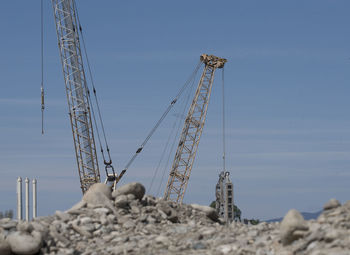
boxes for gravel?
[0,184,349,254]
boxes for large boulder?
[323,198,341,211]
[82,183,117,214]
[7,230,42,255]
[112,182,145,200]
[280,209,308,245]
[83,183,112,205]
[85,183,112,200]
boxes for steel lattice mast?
[164,54,227,203]
[52,0,100,193]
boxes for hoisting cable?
[155,74,198,197]
[149,72,198,194]
[73,1,115,178]
[148,119,177,194]
[121,61,203,180]
[40,0,45,135]
[222,67,226,172]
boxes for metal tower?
[51,0,100,193]
[164,54,227,203]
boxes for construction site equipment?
[216,171,234,223]
[164,54,227,203]
[51,0,117,193]
[215,64,234,223]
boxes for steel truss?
[52,0,100,193]
[164,54,227,203]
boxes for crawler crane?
[164,54,227,203]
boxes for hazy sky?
[0,0,349,220]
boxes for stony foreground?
[0,183,349,255]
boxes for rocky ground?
[0,182,349,255]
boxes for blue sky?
[0,0,350,220]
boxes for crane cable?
[222,67,226,172]
[155,75,198,197]
[73,1,115,177]
[121,61,203,180]
[148,118,177,194]
[40,0,45,135]
[149,72,198,195]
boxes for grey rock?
[7,230,42,255]
[73,223,92,238]
[1,220,17,230]
[117,216,131,225]
[93,207,110,215]
[190,204,219,221]
[123,220,135,229]
[172,225,188,234]
[200,226,216,236]
[115,195,129,209]
[112,182,145,200]
[82,185,118,215]
[217,244,238,254]
[130,205,141,214]
[127,194,136,200]
[17,222,34,233]
[80,217,92,225]
[280,209,308,245]
[100,215,108,225]
[156,202,179,223]
[324,229,346,242]
[0,236,11,255]
[323,199,341,211]
[107,214,117,224]
[154,235,170,246]
[192,241,206,250]
[84,224,97,234]
[83,184,111,205]
[55,210,71,222]
[30,222,49,236]
[49,224,69,245]
[88,183,112,199]
[143,195,156,206]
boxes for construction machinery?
[164,54,227,203]
[51,0,118,193]
[216,171,234,223]
[50,1,228,198]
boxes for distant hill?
[265,210,322,223]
